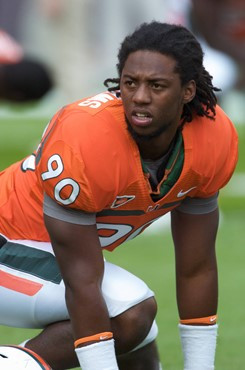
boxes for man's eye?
[151,82,162,89]
[125,80,136,87]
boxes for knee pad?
[102,261,155,317]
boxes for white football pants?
[0,238,155,328]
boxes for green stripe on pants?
[0,242,62,284]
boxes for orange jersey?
[0,92,238,250]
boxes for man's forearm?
[176,267,218,320]
[66,284,112,338]
[176,270,218,370]
[66,285,119,370]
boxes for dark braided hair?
[104,22,220,123]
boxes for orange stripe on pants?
[0,270,43,296]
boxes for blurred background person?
[14,0,167,104]
[0,0,24,42]
[0,57,53,103]
[164,0,245,124]
[0,29,53,103]
[1,0,244,118]
[191,0,245,90]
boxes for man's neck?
[137,130,178,160]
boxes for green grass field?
[0,110,244,369]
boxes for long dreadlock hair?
[104,22,220,124]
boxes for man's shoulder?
[182,105,238,197]
[44,91,126,151]
[189,105,236,136]
[56,91,125,137]
[65,91,123,117]
[35,92,135,213]
[183,105,237,154]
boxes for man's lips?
[131,111,153,127]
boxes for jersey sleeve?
[36,136,100,212]
[43,193,96,224]
[176,193,218,214]
[191,106,238,198]
[35,105,133,213]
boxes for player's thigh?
[0,239,68,328]
[0,238,154,327]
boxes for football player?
[0,22,238,369]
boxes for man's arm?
[171,208,219,318]
[44,214,119,369]
[171,207,219,369]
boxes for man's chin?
[127,125,156,142]
[126,117,170,142]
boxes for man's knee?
[102,261,155,317]
[111,297,158,354]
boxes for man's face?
[120,50,194,142]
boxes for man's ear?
[183,80,196,104]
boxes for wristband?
[179,324,218,370]
[75,339,119,370]
[180,315,217,325]
[74,331,113,348]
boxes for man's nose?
[132,84,151,104]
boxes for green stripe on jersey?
[152,131,184,201]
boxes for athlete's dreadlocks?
[104,22,220,123]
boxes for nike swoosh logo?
[177,186,197,198]
[210,316,217,322]
[100,335,109,340]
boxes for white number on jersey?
[41,154,80,206]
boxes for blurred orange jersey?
[0,92,238,250]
